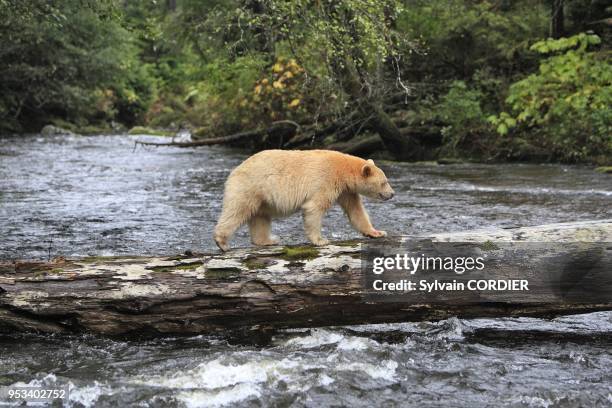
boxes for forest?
[0,0,610,164]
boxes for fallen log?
[0,220,610,337]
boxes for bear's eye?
[381,181,386,187]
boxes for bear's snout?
[379,191,394,201]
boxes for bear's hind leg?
[248,215,278,246]
[302,204,329,246]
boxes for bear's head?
[357,159,395,201]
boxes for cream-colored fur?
[214,149,395,251]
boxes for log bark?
[0,220,610,337]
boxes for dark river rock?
[0,134,611,407]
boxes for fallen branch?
[283,111,365,148]
[134,120,300,148]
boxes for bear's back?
[228,149,364,216]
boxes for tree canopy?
[0,0,610,163]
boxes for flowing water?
[0,134,611,407]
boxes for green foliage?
[492,33,612,162]
[113,63,157,126]
[249,0,407,104]
[1,0,608,164]
[269,0,402,65]
[0,0,144,132]
[529,32,601,53]
[168,0,248,59]
[244,58,311,124]
[438,81,486,128]
[180,55,267,132]
[397,0,549,81]
[487,112,515,136]
[437,81,489,153]
[395,0,555,159]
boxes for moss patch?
[281,246,320,261]
[14,260,76,273]
[479,240,500,251]
[128,126,175,137]
[243,258,268,270]
[81,255,127,263]
[192,127,208,138]
[333,239,362,247]
[595,166,612,174]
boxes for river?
[0,134,611,407]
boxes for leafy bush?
[490,33,612,162]
[180,55,267,134]
[438,81,486,128]
[0,0,140,132]
[113,63,157,126]
[436,81,489,154]
[397,0,549,81]
[244,58,311,124]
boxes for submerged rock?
[437,157,465,165]
[41,124,75,136]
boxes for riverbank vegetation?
[1,0,610,163]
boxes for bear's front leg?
[302,205,329,246]
[337,192,386,238]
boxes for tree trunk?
[327,134,384,157]
[324,5,423,161]
[368,103,423,159]
[330,59,422,160]
[1,220,610,338]
[244,0,274,57]
[551,0,565,38]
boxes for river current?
[0,134,611,407]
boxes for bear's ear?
[367,159,374,164]
[361,163,372,178]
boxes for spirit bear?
[214,149,395,251]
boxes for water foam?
[68,382,113,407]
[282,329,347,348]
[335,360,398,381]
[282,328,380,351]
[414,183,612,197]
[176,383,262,408]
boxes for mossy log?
[0,220,610,337]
